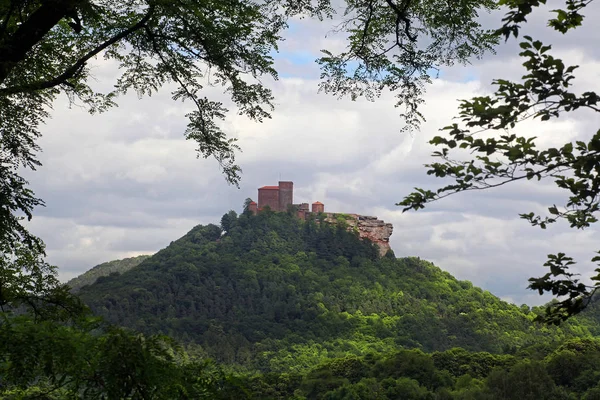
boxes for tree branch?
[383,0,417,42]
[0,0,84,84]
[427,150,600,203]
[0,5,155,96]
[144,25,203,111]
[351,0,376,57]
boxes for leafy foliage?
[317,0,498,130]
[0,242,85,321]
[9,211,600,398]
[78,211,593,372]
[0,0,500,263]
[178,337,600,399]
[66,255,151,292]
[1,0,587,396]
[0,244,240,398]
[0,314,244,399]
[398,0,600,323]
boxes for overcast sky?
[24,1,600,306]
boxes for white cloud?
[18,5,600,306]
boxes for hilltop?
[66,255,151,292]
[78,209,594,372]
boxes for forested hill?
[78,210,593,372]
[66,255,151,291]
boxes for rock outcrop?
[324,213,393,256]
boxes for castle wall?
[258,187,279,211]
[278,181,293,212]
[312,202,324,213]
[248,201,258,215]
[253,182,393,256]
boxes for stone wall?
[278,181,294,211]
[258,187,279,210]
[312,202,324,213]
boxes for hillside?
[66,255,151,291]
[78,210,593,372]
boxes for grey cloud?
[20,9,599,308]
[106,231,185,253]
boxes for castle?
[247,181,324,218]
[247,181,394,256]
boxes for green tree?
[0,0,519,394]
[0,317,238,399]
[0,244,238,398]
[485,361,557,400]
[584,387,600,400]
[399,0,600,323]
[546,350,583,387]
[384,377,430,399]
[243,198,255,214]
[66,255,151,292]
[221,210,238,233]
[0,241,84,320]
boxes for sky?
[24,1,600,306]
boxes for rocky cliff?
[324,213,393,256]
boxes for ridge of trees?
[79,210,599,371]
[66,255,152,292]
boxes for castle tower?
[258,186,279,210]
[312,201,324,213]
[248,201,258,215]
[278,181,293,212]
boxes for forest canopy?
[78,210,600,371]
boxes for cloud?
[19,4,600,305]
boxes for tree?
[243,198,255,214]
[0,1,501,393]
[399,0,599,323]
[485,361,556,400]
[0,241,85,321]
[0,242,241,397]
[221,210,238,233]
[0,317,239,399]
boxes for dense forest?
[6,209,600,398]
[78,210,599,374]
[225,338,600,399]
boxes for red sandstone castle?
[247,181,324,217]
[246,181,393,256]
